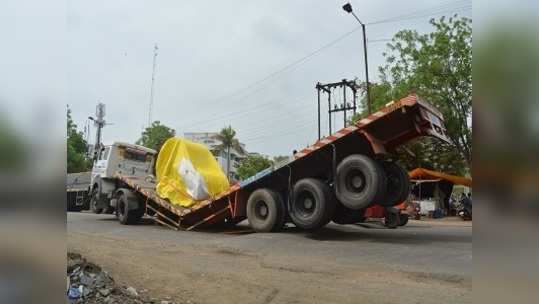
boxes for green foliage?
[213,126,245,179]
[236,154,273,180]
[354,15,472,175]
[213,126,245,155]
[67,106,91,173]
[136,121,176,152]
[349,82,394,123]
[0,114,27,171]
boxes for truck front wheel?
[116,192,144,225]
[335,154,386,210]
[290,178,336,230]
[246,189,285,232]
[89,188,103,214]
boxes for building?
[183,132,247,181]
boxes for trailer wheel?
[116,192,144,225]
[384,210,400,229]
[335,154,386,210]
[398,213,409,226]
[379,162,410,207]
[332,203,365,225]
[103,206,115,214]
[290,178,336,230]
[89,187,103,214]
[246,189,285,232]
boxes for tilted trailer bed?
[112,94,451,231]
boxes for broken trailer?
[104,94,450,232]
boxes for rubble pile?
[67,252,179,304]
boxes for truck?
[67,171,91,211]
[68,94,451,232]
[66,142,157,213]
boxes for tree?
[213,126,245,180]
[136,121,176,152]
[353,15,472,174]
[349,82,394,122]
[67,106,91,173]
[0,113,27,172]
[236,154,273,180]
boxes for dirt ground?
[68,213,472,304]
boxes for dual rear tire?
[246,155,410,232]
[246,179,336,232]
[334,155,387,210]
[246,189,286,232]
[334,154,410,209]
[289,178,336,230]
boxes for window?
[122,147,150,162]
[100,147,110,160]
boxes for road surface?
[68,212,472,304]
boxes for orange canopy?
[409,168,472,188]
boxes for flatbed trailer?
[112,94,450,231]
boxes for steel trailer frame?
[115,94,450,231]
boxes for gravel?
[67,252,184,304]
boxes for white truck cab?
[89,142,157,214]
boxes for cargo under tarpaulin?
[155,138,229,207]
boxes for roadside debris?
[67,252,183,304]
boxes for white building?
[183,132,247,181]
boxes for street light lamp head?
[343,3,353,13]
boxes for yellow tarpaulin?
[155,137,229,207]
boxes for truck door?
[91,146,111,184]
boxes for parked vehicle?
[456,194,472,220]
[68,94,451,233]
[66,142,157,213]
[67,171,91,211]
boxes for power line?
[366,1,471,26]
[368,38,392,43]
[197,26,362,106]
[243,120,317,143]
[177,95,312,132]
[192,1,471,111]
[181,0,472,142]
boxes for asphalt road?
[68,212,472,304]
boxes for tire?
[398,213,409,226]
[290,178,336,230]
[246,189,286,232]
[103,206,115,214]
[332,203,365,225]
[379,162,410,207]
[335,154,387,210]
[384,211,399,229]
[116,192,144,225]
[66,193,82,212]
[89,187,103,214]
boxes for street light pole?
[342,3,372,114]
[361,23,372,114]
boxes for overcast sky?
[2,0,472,157]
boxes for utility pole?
[342,3,372,114]
[148,43,158,127]
[89,102,106,161]
[316,79,358,137]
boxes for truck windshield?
[121,147,151,162]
